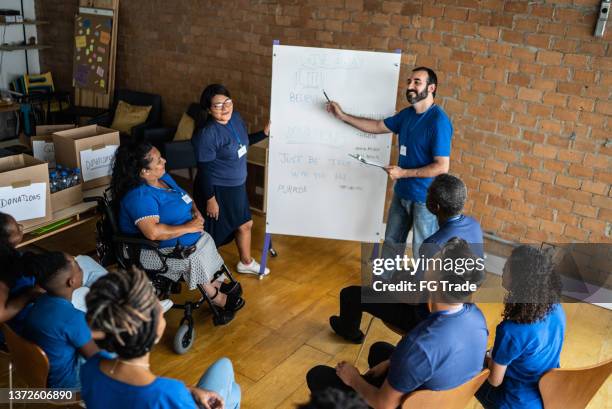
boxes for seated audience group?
[0,82,565,409]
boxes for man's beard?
[406,88,428,104]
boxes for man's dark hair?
[297,388,367,409]
[428,174,467,216]
[430,237,485,303]
[412,66,438,97]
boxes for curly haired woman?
[476,245,565,409]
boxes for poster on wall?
[72,7,114,92]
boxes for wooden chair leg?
[354,315,375,366]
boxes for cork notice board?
[72,8,114,92]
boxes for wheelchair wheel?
[173,323,195,354]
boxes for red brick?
[501,29,524,44]
[592,195,612,210]
[584,154,610,169]
[555,175,582,189]
[525,34,551,48]
[518,87,542,102]
[511,46,536,62]
[539,220,565,235]
[508,73,531,87]
[595,100,612,116]
[568,97,595,113]
[543,66,571,81]
[511,200,534,215]
[543,92,568,107]
[509,165,530,178]
[544,160,566,173]
[533,144,558,159]
[573,203,598,218]
[478,25,499,39]
[480,181,503,195]
[564,225,589,241]
[582,181,609,196]
[557,211,578,226]
[534,207,555,221]
[558,150,584,163]
[530,169,555,184]
[580,218,607,236]
[519,178,542,193]
[568,164,594,178]
[563,53,590,67]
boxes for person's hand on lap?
[336,361,361,387]
[190,388,224,409]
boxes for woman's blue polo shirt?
[119,173,200,248]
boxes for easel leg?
[259,233,272,279]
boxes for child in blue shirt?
[22,251,99,388]
[82,267,241,409]
[477,245,565,409]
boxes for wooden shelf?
[0,44,51,51]
[0,20,49,26]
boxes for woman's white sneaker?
[236,260,270,275]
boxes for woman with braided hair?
[476,245,565,409]
[112,142,244,325]
[82,267,240,409]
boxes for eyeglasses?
[211,99,233,110]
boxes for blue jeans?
[380,193,438,278]
[197,358,241,409]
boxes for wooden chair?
[1,324,81,408]
[354,316,406,365]
[401,369,490,409]
[539,357,612,409]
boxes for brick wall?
[36,0,611,244]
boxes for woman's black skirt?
[195,183,252,247]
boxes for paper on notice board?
[0,182,47,222]
[80,145,118,182]
[75,35,86,48]
[100,31,110,45]
[32,140,56,168]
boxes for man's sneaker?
[236,259,270,276]
[160,299,174,313]
[329,316,365,344]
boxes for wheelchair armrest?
[113,234,160,249]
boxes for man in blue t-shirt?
[307,239,488,408]
[327,66,453,264]
[329,174,483,343]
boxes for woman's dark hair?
[503,245,562,324]
[86,267,159,359]
[196,83,231,129]
[110,142,154,205]
[0,250,66,289]
[0,212,15,249]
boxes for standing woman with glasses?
[192,84,271,276]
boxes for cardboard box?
[31,124,76,167]
[0,154,51,228]
[50,182,83,212]
[53,125,120,190]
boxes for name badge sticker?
[182,194,193,204]
[238,145,247,158]
[400,145,407,156]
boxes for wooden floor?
[2,213,611,409]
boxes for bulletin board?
[72,8,114,92]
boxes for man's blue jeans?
[380,193,438,279]
[197,358,241,409]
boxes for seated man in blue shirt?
[307,238,488,409]
[22,251,99,388]
[330,174,484,342]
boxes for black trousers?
[306,341,396,393]
[338,286,429,335]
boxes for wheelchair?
[85,189,243,354]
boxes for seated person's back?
[492,304,565,408]
[479,245,566,409]
[81,353,197,409]
[21,252,98,388]
[390,302,488,392]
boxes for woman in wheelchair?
[82,267,241,409]
[111,142,245,325]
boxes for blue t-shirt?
[387,303,488,393]
[491,304,566,409]
[192,112,248,187]
[384,105,453,203]
[81,353,197,409]
[420,215,484,259]
[22,294,92,388]
[119,173,200,248]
